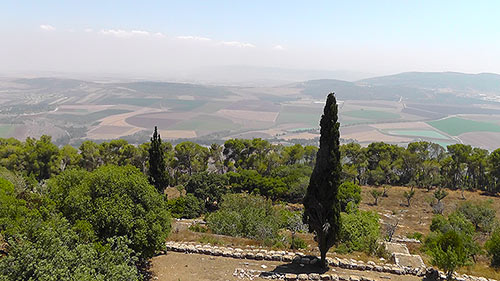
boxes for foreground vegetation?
[1,120,500,278]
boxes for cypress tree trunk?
[303,93,342,268]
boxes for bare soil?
[151,252,422,281]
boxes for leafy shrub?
[339,209,380,254]
[485,227,500,267]
[457,200,496,232]
[0,177,28,237]
[167,193,205,219]
[426,230,470,280]
[206,193,284,241]
[226,170,288,200]
[0,215,140,280]
[189,223,208,233]
[290,236,307,250]
[370,188,383,205]
[425,212,481,279]
[198,235,222,245]
[185,172,228,210]
[407,232,424,242]
[338,181,362,212]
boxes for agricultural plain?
[1,72,500,149]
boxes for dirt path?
[151,252,424,281]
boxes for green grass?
[0,125,14,137]
[342,109,400,120]
[387,130,450,139]
[170,115,240,132]
[427,117,500,136]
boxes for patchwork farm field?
[343,109,401,120]
[2,76,500,149]
[385,129,450,139]
[428,117,500,136]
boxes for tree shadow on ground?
[265,262,329,275]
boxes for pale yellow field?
[160,130,197,139]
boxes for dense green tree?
[167,193,205,219]
[0,215,140,281]
[303,93,342,267]
[427,230,470,281]
[0,178,28,237]
[340,143,367,184]
[489,148,500,193]
[337,181,362,212]
[370,188,383,205]
[148,126,169,193]
[59,144,81,172]
[173,141,209,176]
[485,227,500,267]
[207,193,284,241]
[79,140,101,171]
[208,143,225,174]
[457,200,496,232]
[282,144,305,165]
[24,135,60,181]
[227,169,287,200]
[47,165,171,260]
[426,212,480,269]
[339,209,380,254]
[185,172,229,210]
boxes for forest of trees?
[1,136,500,201]
[1,132,500,279]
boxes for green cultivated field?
[170,115,240,132]
[387,129,450,139]
[0,125,13,137]
[428,117,500,136]
[343,109,400,120]
[276,112,320,127]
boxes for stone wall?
[165,241,496,281]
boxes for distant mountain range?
[291,72,500,103]
[359,72,500,93]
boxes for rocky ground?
[151,252,422,281]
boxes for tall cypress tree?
[148,126,168,194]
[303,93,342,267]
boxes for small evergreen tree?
[303,93,342,267]
[148,126,168,194]
[370,188,383,205]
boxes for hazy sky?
[2,0,500,80]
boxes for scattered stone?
[320,274,331,280]
[298,273,309,280]
[309,273,320,280]
[285,273,297,281]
